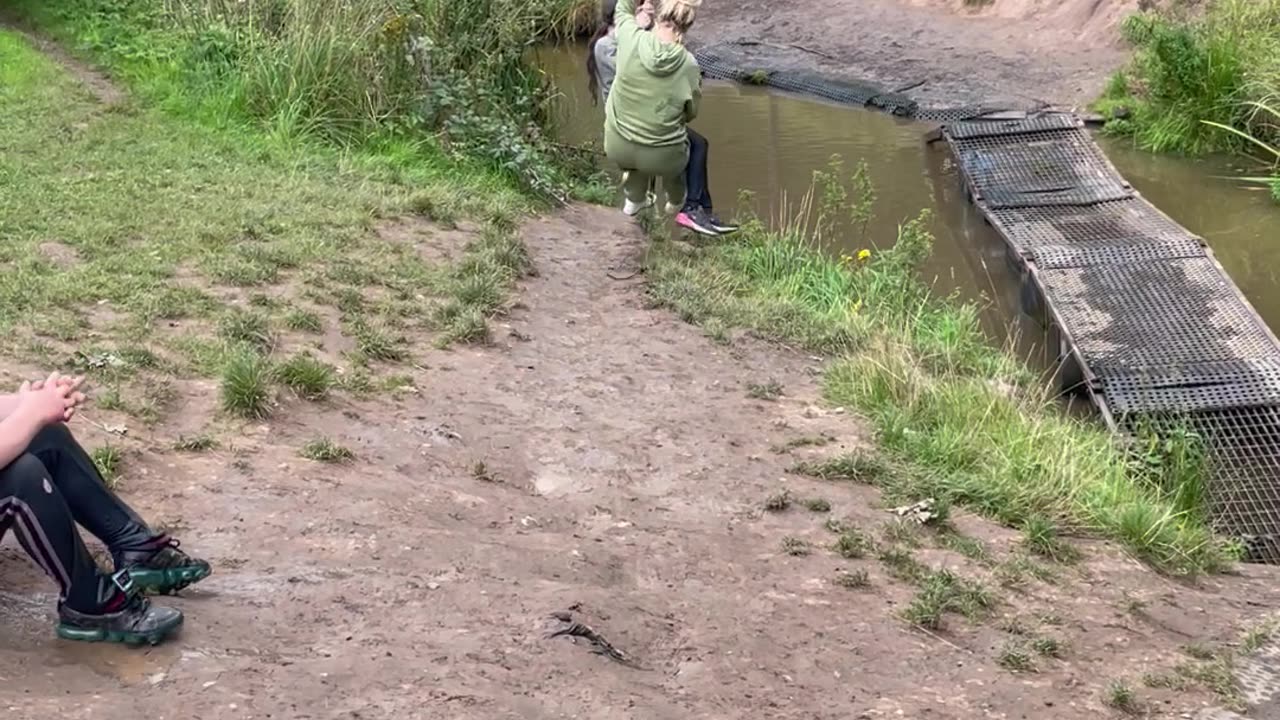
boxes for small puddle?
[536,44,1280,361]
[0,589,180,684]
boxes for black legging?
[683,127,712,213]
[0,424,157,613]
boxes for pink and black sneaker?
[675,206,721,237]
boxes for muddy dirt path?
[694,0,1138,109]
[2,205,1279,719]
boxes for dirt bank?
[694,0,1139,109]
[0,204,1278,718]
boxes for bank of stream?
[537,44,1280,369]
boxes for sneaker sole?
[56,614,184,646]
[676,219,720,237]
[711,226,740,234]
[132,564,213,595]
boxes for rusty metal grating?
[1041,258,1276,372]
[946,113,1081,139]
[951,129,1134,208]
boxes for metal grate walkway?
[944,112,1280,563]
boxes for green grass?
[220,350,273,419]
[834,569,871,589]
[0,13,557,431]
[646,169,1230,576]
[1098,0,1280,160]
[300,437,355,463]
[901,569,994,630]
[833,528,876,559]
[275,353,337,401]
[173,434,218,452]
[781,537,811,556]
[1104,680,1139,714]
[91,444,124,488]
[763,490,793,512]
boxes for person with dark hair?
[589,0,738,236]
[0,372,210,646]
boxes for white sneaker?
[623,191,657,217]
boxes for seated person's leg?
[682,128,739,234]
[26,424,210,594]
[622,169,656,216]
[0,453,183,645]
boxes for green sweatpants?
[604,125,688,210]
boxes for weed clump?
[300,438,355,463]
[221,350,273,419]
[91,445,123,488]
[275,353,336,400]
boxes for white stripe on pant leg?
[5,497,73,593]
[0,499,60,590]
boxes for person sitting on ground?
[599,0,736,236]
[0,372,210,646]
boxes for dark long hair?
[586,0,617,105]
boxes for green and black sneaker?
[115,537,212,595]
[56,572,184,646]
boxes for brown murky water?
[536,44,1280,353]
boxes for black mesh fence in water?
[690,44,1011,122]
[945,112,1280,565]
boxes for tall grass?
[1100,0,1280,158]
[12,0,598,197]
[647,165,1232,576]
[1202,101,1280,197]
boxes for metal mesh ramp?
[952,128,1134,208]
[1040,258,1276,371]
[989,201,1205,269]
[944,112,1280,564]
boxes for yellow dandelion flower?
[857,249,872,262]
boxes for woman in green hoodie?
[603,0,706,226]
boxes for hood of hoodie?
[637,37,689,77]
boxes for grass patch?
[878,546,928,583]
[220,350,273,419]
[1031,635,1065,659]
[1021,515,1081,564]
[91,445,124,488]
[833,528,876,559]
[647,167,1229,576]
[746,380,784,401]
[781,537,811,556]
[173,434,218,452]
[299,438,355,463]
[763,490,793,512]
[803,497,832,513]
[834,569,871,589]
[996,642,1036,673]
[936,530,991,564]
[790,452,887,483]
[1097,1,1280,159]
[770,434,834,454]
[275,353,336,401]
[284,309,324,334]
[471,460,497,482]
[901,569,994,630]
[1103,680,1139,714]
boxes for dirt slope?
[0,204,1278,719]
[694,0,1139,109]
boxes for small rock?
[426,582,441,590]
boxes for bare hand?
[19,372,77,426]
[26,374,87,420]
[636,2,654,29]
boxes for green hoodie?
[604,0,702,148]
